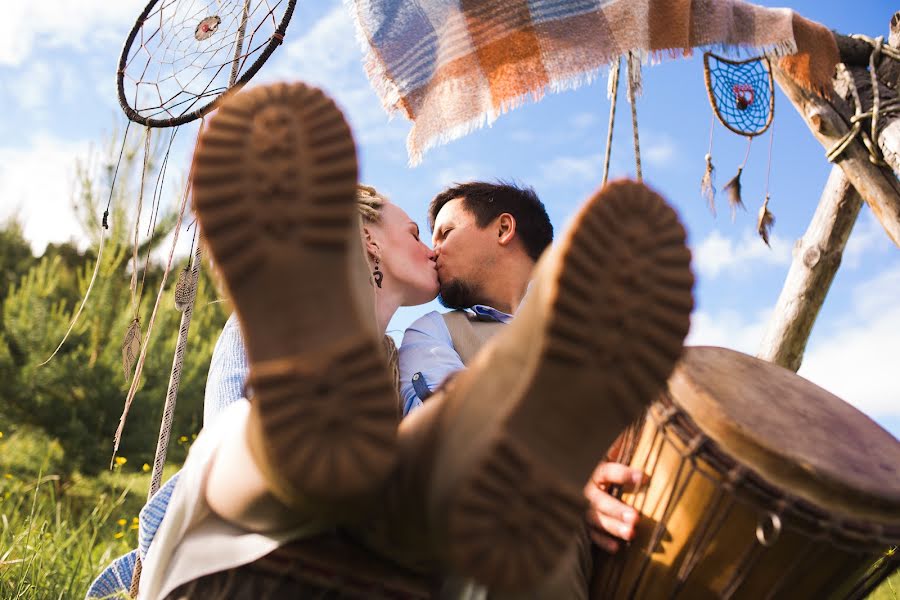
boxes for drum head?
[668,346,900,525]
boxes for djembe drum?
[592,346,900,599]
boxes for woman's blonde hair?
[357,184,389,224]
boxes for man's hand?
[583,461,647,553]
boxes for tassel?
[122,318,142,380]
[626,52,643,103]
[757,194,775,247]
[701,153,716,216]
[723,167,746,222]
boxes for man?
[398,181,692,594]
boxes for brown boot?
[422,180,694,591]
[191,82,398,511]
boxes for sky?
[0,1,897,438]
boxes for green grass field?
[0,428,896,599]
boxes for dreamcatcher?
[43,0,295,542]
[702,53,777,245]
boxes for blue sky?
[0,1,897,437]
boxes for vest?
[441,310,505,366]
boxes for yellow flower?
[117,518,127,526]
[3,473,12,479]
[142,463,150,472]
[114,532,125,539]
[0,431,4,438]
[132,517,139,524]
[114,457,127,467]
[178,436,188,443]
[130,524,139,530]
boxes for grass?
[0,427,178,599]
[0,428,896,599]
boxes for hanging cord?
[138,127,180,307]
[131,128,153,319]
[758,122,776,246]
[626,52,643,181]
[723,137,752,222]
[701,112,717,216]
[39,121,133,367]
[827,36,900,165]
[602,57,621,187]
[113,119,205,470]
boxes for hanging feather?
[723,167,745,222]
[757,194,775,247]
[174,265,195,311]
[122,318,142,379]
[701,153,716,216]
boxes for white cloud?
[692,228,792,279]
[684,264,900,423]
[8,59,81,113]
[509,129,536,143]
[13,61,54,109]
[642,132,677,167]
[843,209,893,269]
[539,154,601,184]
[686,307,772,355]
[0,1,144,67]
[0,135,93,253]
[799,264,900,417]
[262,6,405,152]
[433,161,492,187]
[570,112,598,129]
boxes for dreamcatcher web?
[118,0,295,127]
[703,53,774,137]
[700,52,777,244]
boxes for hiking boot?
[425,179,694,590]
[191,82,398,510]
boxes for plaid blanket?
[349,0,838,164]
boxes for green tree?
[0,218,35,302]
[0,132,228,476]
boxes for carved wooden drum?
[592,346,900,599]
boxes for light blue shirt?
[398,305,512,416]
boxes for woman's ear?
[497,213,517,246]
[363,225,381,261]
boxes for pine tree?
[0,131,228,476]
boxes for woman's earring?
[373,257,383,288]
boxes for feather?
[723,167,746,222]
[174,265,195,311]
[122,318,142,380]
[757,194,775,246]
[701,153,716,217]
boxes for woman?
[88,84,441,599]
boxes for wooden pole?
[759,13,900,370]
[771,62,900,247]
[756,167,863,371]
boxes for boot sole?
[192,82,398,504]
[433,180,694,590]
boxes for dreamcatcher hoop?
[117,0,297,127]
[703,53,774,138]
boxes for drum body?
[592,347,900,599]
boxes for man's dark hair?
[428,181,553,261]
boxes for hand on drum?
[583,461,647,553]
